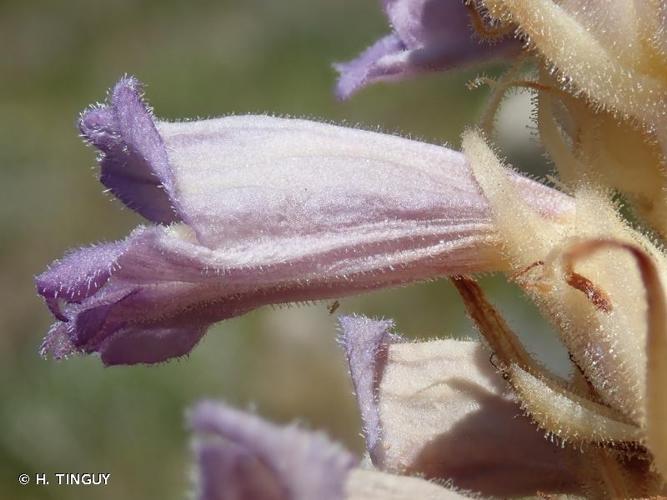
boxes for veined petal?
[155,116,572,252]
[338,316,581,496]
[37,215,485,366]
[334,0,519,99]
[83,77,574,252]
[38,77,573,365]
[189,401,356,500]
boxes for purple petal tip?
[78,76,181,224]
[334,0,519,98]
[35,241,128,320]
[337,315,401,464]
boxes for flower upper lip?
[79,76,182,224]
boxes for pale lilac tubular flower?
[190,401,356,500]
[187,316,582,500]
[36,76,572,365]
[334,0,519,99]
[190,400,475,499]
[338,315,582,497]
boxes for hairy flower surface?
[338,315,580,496]
[334,0,518,99]
[482,0,667,127]
[322,0,667,493]
[36,77,571,366]
[190,400,475,499]
[190,401,356,500]
[37,0,667,497]
[465,0,667,241]
[194,0,667,495]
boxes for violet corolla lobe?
[335,0,518,99]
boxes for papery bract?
[480,0,667,127]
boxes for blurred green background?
[0,1,567,498]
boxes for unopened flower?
[334,0,518,99]
[35,77,571,365]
